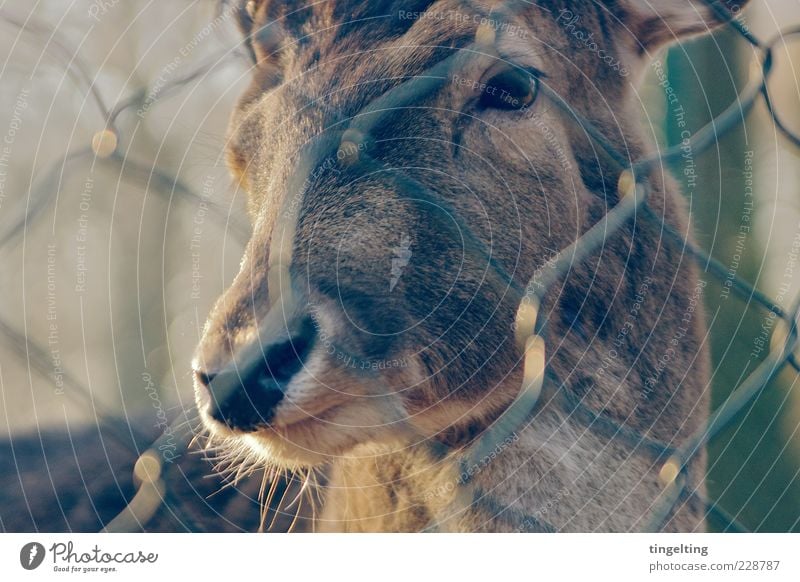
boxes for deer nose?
[194,315,316,432]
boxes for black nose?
[195,315,316,432]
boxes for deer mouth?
[194,327,417,468]
[203,396,409,469]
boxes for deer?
[193,0,748,532]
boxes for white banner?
[1,534,798,581]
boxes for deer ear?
[613,0,751,50]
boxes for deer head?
[193,0,747,475]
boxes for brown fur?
[195,0,749,531]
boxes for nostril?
[195,370,216,389]
[193,369,215,410]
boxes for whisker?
[268,468,292,532]
[261,471,282,532]
[257,468,271,533]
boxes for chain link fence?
[1,0,800,532]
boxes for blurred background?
[0,0,798,531]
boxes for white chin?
[241,431,336,469]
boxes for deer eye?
[479,67,539,111]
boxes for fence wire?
[2,0,800,533]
